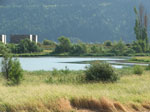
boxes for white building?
[0,34,7,44]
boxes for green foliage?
[1,50,23,85]
[133,65,144,75]
[132,40,148,53]
[17,39,42,53]
[46,69,85,84]
[71,43,87,55]
[8,59,23,85]
[54,36,72,53]
[7,44,18,53]
[110,40,127,56]
[132,41,143,53]
[116,67,133,76]
[146,64,150,70]
[90,45,104,54]
[0,42,7,54]
[104,40,112,46]
[125,47,135,55]
[51,67,71,76]
[1,52,13,80]
[43,40,56,46]
[134,6,149,53]
[85,62,119,82]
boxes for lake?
[0,57,148,71]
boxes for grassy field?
[130,56,150,63]
[0,69,150,112]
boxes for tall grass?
[0,70,150,111]
[46,68,85,84]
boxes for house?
[10,34,38,44]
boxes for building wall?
[32,35,38,44]
[0,35,6,44]
[10,35,38,44]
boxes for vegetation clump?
[1,46,23,85]
[146,64,150,70]
[85,62,119,82]
[104,40,112,46]
[54,36,72,53]
[46,68,85,84]
[133,65,144,75]
[43,39,56,46]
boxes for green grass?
[0,69,150,111]
[130,56,150,63]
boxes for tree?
[43,40,56,46]
[0,42,6,53]
[54,36,72,53]
[7,44,18,53]
[9,59,23,85]
[1,48,12,80]
[17,39,42,53]
[104,40,112,46]
[91,45,104,54]
[134,4,149,52]
[71,43,87,55]
[1,48,23,85]
[110,40,127,56]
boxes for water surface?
[0,57,147,71]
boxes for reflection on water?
[0,57,147,71]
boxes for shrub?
[85,62,119,82]
[133,65,144,75]
[146,64,150,70]
[17,39,42,53]
[1,51,23,85]
[54,36,72,53]
[110,40,127,56]
[9,59,23,85]
[90,45,104,54]
[104,40,112,46]
[70,43,87,55]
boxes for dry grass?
[71,97,128,112]
[0,71,150,111]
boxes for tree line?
[0,5,149,56]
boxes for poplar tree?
[134,4,149,52]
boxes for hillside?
[0,0,150,42]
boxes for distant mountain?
[0,0,150,42]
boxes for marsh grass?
[130,56,150,62]
[115,67,133,76]
[46,69,85,84]
[0,70,150,111]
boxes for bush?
[104,40,112,46]
[17,39,42,53]
[9,59,23,85]
[146,64,150,70]
[1,51,23,85]
[43,40,56,46]
[133,65,144,75]
[110,40,127,56]
[70,43,87,55]
[54,36,72,53]
[85,62,119,82]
